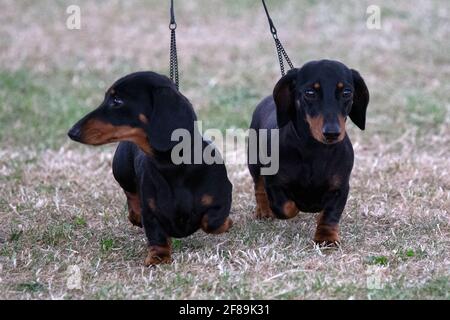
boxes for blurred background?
[0,0,449,299]
[1,0,448,147]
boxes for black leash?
[261,0,294,76]
[169,0,179,89]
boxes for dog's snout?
[322,123,341,141]
[68,126,82,142]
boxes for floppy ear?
[350,69,369,130]
[273,69,298,128]
[147,87,197,152]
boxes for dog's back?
[250,96,278,131]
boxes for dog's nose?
[322,123,341,142]
[68,126,82,142]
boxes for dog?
[248,59,369,245]
[68,71,233,265]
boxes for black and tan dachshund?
[248,59,369,245]
[68,72,233,265]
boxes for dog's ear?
[146,87,197,152]
[273,69,298,128]
[349,69,369,130]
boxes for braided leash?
[169,0,179,89]
[261,0,294,76]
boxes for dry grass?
[0,0,449,299]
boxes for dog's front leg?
[265,184,299,220]
[314,185,349,246]
[141,204,172,266]
[138,171,172,266]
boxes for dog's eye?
[342,89,353,99]
[304,89,317,99]
[112,97,123,107]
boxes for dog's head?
[273,59,369,144]
[68,72,196,153]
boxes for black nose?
[68,126,82,142]
[322,123,341,141]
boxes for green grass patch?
[40,223,73,246]
[368,276,450,299]
[366,255,389,266]
[198,86,261,131]
[0,70,99,149]
[414,276,450,299]
[93,284,125,300]
[73,216,88,228]
[100,237,116,253]
[396,248,427,261]
[16,281,45,293]
[172,238,182,251]
[9,229,23,242]
[405,94,447,128]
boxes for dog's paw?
[125,192,142,227]
[213,217,233,234]
[144,245,172,266]
[255,205,276,219]
[201,216,233,234]
[313,224,340,247]
[128,210,142,228]
[282,200,299,219]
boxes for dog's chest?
[274,156,332,210]
[278,155,329,188]
[159,175,194,211]
[157,165,206,212]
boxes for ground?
[0,0,449,299]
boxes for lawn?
[0,0,449,299]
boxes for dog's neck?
[145,137,211,168]
[148,148,173,164]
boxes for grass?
[198,86,261,130]
[406,94,447,128]
[367,256,389,266]
[16,281,46,294]
[0,0,449,299]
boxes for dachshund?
[68,72,233,265]
[248,59,369,245]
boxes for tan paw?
[254,177,275,219]
[201,216,233,234]
[255,205,276,219]
[128,210,142,227]
[144,245,172,266]
[313,223,340,247]
[125,191,142,227]
[282,200,299,219]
